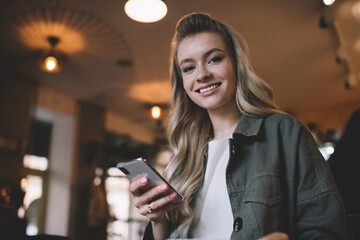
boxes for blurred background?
[0,0,360,239]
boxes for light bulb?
[45,56,57,71]
[151,106,161,119]
[41,55,60,73]
[125,0,167,23]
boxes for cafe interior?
[1,0,360,239]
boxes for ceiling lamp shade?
[124,0,168,23]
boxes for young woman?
[129,13,348,240]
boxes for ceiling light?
[40,36,62,73]
[323,0,336,6]
[124,0,168,23]
[41,54,62,73]
[150,106,162,119]
[42,56,59,72]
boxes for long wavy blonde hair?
[164,12,280,238]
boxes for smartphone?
[117,157,183,203]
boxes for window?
[105,167,148,240]
[20,119,52,236]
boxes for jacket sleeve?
[294,124,348,240]
[142,222,155,240]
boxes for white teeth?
[199,84,219,93]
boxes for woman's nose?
[197,66,212,82]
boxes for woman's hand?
[129,176,183,223]
[258,232,289,240]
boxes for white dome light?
[323,0,336,6]
[124,0,168,23]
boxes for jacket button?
[233,217,242,232]
[231,144,235,155]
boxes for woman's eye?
[183,66,195,73]
[209,56,222,64]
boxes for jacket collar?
[233,114,264,137]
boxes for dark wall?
[0,74,38,240]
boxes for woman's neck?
[208,102,241,140]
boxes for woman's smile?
[196,82,222,94]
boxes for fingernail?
[170,192,177,199]
[140,177,147,184]
[160,184,168,191]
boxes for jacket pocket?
[243,175,283,206]
[242,175,284,235]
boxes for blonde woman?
[129,13,348,240]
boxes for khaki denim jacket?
[143,113,348,240]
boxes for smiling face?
[177,32,237,113]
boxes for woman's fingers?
[144,200,183,223]
[139,202,154,215]
[134,183,182,220]
[139,191,180,215]
[149,190,180,210]
[129,176,183,222]
[130,177,181,209]
[134,181,170,206]
[129,177,148,196]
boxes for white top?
[191,137,233,239]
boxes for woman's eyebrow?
[179,48,225,66]
[179,57,192,66]
[205,48,224,57]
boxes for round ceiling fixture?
[150,106,162,119]
[124,0,168,23]
[41,36,62,73]
[323,0,336,6]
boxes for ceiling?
[0,0,359,134]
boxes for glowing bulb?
[44,56,58,71]
[41,55,60,73]
[46,58,56,71]
[323,0,335,6]
[151,106,161,119]
[125,0,167,23]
